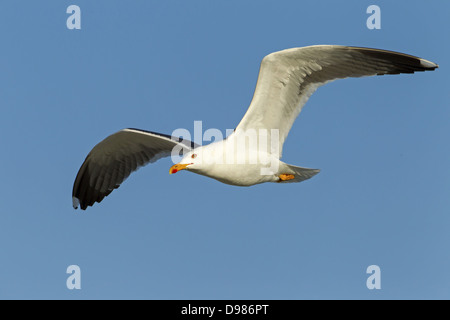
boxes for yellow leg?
[279,174,295,181]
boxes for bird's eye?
[191,154,197,159]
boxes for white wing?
[72,128,198,210]
[235,45,438,156]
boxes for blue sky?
[0,0,448,299]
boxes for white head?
[169,146,210,175]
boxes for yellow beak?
[169,163,191,174]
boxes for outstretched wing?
[72,128,198,210]
[236,45,438,156]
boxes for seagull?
[72,45,438,210]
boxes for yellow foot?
[279,174,295,182]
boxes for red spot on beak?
[170,163,191,174]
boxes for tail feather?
[279,163,320,183]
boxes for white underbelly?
[196,163,278,186]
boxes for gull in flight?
[72,45,438,210]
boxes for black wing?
[72,128,197,210]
